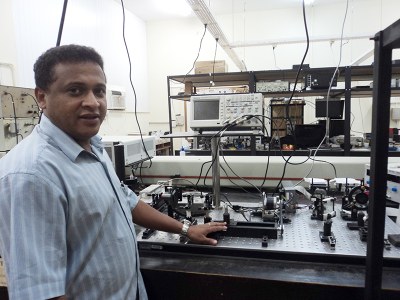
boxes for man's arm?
[131,200,226,245]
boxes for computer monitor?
[294,124,325,149]
[318,119,345,137]
[315,99,344,119]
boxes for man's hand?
[186,222,227,245]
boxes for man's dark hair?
[34,44,105,90]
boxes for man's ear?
[35,88,46,110]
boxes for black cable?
[260,145,271,188]
[119,3,147,298]
[198,115,261,193]
[220,193,234,208]
[273,0,310,194]
[282,150,312,165]
[220,186,262,200]
[254,115,272,189]
[218,140,263,195]
[272,159,289,195]
[309,157,338,178]
[210,37,219,87]
[199,115,268,193]
[221,193,264,221]
[297,0,349,180]
[249,115,271,185]
[195,123,233,189]
[56,0,69,46]
[120,0,152,169]
[321,0,349,147]
[24,93,42,123]
[272,45,281,70]
[137,162,145,186]
[194,159,213,189]
[4,92,19,144]
[182,23,207,84]
[171,178,198,189]
[252,115,270,137]
[285,0,310,133]
[201,121,243,187]
[23,93,39,112]
[273,0,309,156]
[195,115,264,192]
[219,163,259,195]
[202,127,235,188]
[203,142,218,187]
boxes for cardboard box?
[194,60,228,74]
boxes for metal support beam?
[344,66,351,155]
[379,19,400,49]
[366,29,394,300]
[230,34,373,48]
[351,48,374,66]
[56,0,69,46]
[211,137,221,208]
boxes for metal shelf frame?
[367,18,400,300]
[166,61,400,156]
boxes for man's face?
[36,62,107,150]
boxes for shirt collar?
[38,114,104,162]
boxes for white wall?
[0,0,150,136]
[2,0,400,142]
[146,17,236,145]
[0,0,18,85]
[214,0,400,70]
[146,0,400,143]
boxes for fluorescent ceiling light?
[154,0,192,17]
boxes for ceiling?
[118,0,364,70]
[121,0,347,21]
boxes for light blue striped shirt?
[0,115,148,299]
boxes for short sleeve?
[120,183,139,211]
[0,172,67,299]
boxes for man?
[0,44,226,299]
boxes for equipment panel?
[189,93,264,131]
[0,85,39,152]
[0,86,39,118]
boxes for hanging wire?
[182,23,208,84]
[314,0,349,150]
[272,45,281,70]
[210,37,219,88]
[272,0,310,194]
[120,0,153,168]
